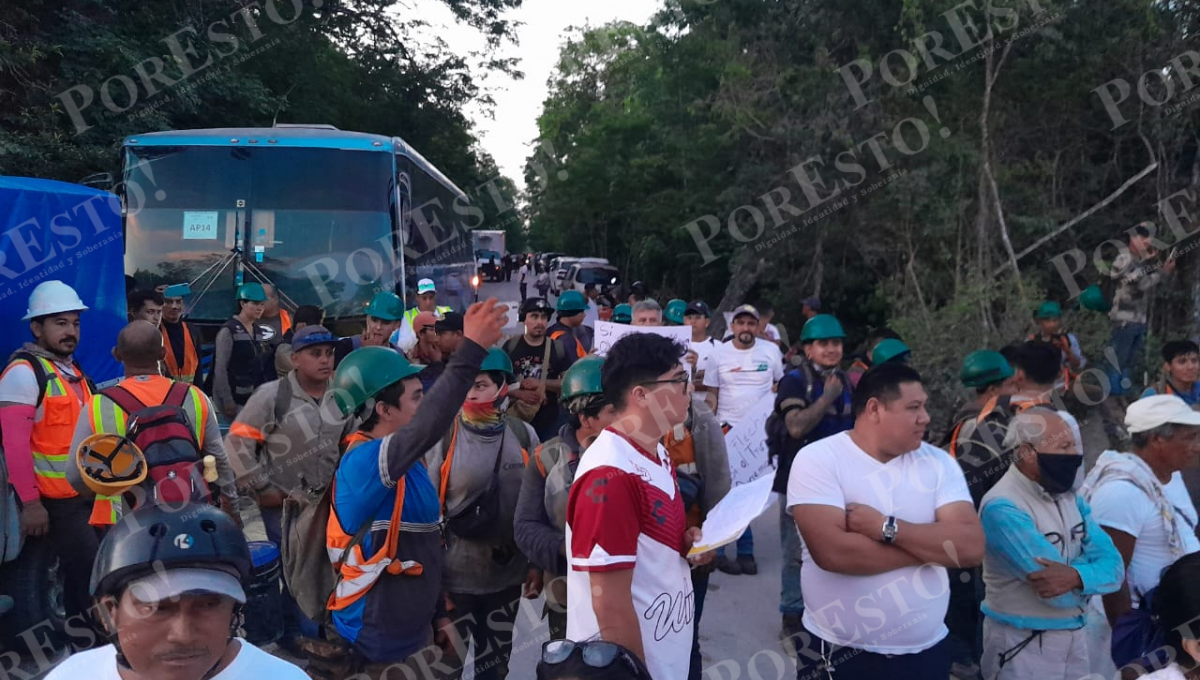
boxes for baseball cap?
[731,304,760,321]
[292,325,338,350]
[685,300,710,317]
[435,312,464,332]
[125,567,246,605]
[1125,395,1200,433]
[414,311,439,331]
[417,278,436,295]
[802,297,821,311]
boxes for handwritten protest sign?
[592,320,691,356]
[722,392,776,487]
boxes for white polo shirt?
[787,432,972,654]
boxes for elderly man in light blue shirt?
[979,407,1123,680]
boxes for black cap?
[685,300,710,317]
[434,312,464,332]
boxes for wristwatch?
[881,516,898,544]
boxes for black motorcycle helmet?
[91,503,252,600]
[519,297,553,322]
[91,503,251,670]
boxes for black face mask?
[1036,451,1083,495]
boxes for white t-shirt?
[566,429,693,680]
[688,338,717,378]
[701,338,783,426]
[787,432,972,654]
[1088,470,1199,603]
[46,639,309,679]
[519,265,529,282]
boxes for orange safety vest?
[19,357,92,499]
[662,426,703,528]
[161,322,199,383]
[325,475,424,612]
[549,330,586,360]
[342,430,374,453]
[83,376,209,525]
[280,309,293,335]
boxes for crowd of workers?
[1,222,1199,680]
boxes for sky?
[418,0,662,185]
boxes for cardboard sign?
[182,211,218,240]
[592,320,692,356]
[723,392,776,487]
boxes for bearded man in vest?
[66,321,239,527]
[0,280,100,643]
[324,299,506,677]
[157,283,202,385]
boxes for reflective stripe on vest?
[405,306,452,326]
[162,322,199,383]
[29,357,91,499]
[326,476,424,612]
[85,378,208,525]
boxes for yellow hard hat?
[76,433,147,497]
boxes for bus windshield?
[124,145,395,321]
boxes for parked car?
[563,261,620,296]
[551,257,608,295]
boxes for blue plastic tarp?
[0,177,126,385]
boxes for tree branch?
[991,162,1159,278]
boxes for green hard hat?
[800,314,846,342]
[960,350,1015,388]
[1079,284,1111,313]
[613,303,632,324]
[236,282,266,302]
[480,347,515,382]
[872,338,911,365]
[331,347,424,417]
[1034,301,1062,319]
[364,291,404,321]
[664,299,687,325]
[557,290,587,314]
[561,355,605,403]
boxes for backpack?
[101,381,210,506]
[765,361,819,465]
[10,351,96,407]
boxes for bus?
[121,125,476,330]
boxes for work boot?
[714,554,742,575]
[737,555,758,575]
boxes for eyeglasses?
[540,640,650,679]
[639,372,690,392]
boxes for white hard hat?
[23,281,88,321]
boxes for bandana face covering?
[462,383,509,430]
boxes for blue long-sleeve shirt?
[980,495,1124,630]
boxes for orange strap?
[438,422,528,507]
[948,420,966,458]
[534,444,547,478]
